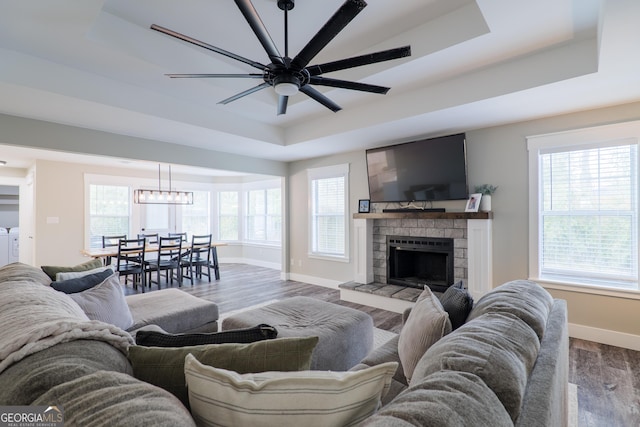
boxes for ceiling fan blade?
[291,0,367,71]
[309,76,389,94]
[218,82,271,105]
[151,24,266,71]
[300,85,342,113]
[234,0,284,66]
[306,46,411,76]
[277,95,288,115]
[166,73,264,78]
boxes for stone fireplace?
[387,236,454,292]
[343,212,493,313]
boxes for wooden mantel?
[353,211,493,220]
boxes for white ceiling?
[1,0,639,173]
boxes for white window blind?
[539,143,638,285]
[182,190,210,237]
[246,188,281,243]
[218,191,239,241]
[309,164,349,259]
[88,184,130,248]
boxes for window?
[308,164,349,260]
[528,122,640,291]
[218,191,239,241]
[246,188,281,243]
[182,191,210,237]
[88,184,130,248]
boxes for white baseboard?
[218,257,280,270]
[569,323,640,351]
[340,288,413,314]
[287,273,342,290]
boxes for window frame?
[307,163,350,262]
[528,121,640,297]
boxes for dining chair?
[115,237,146,291]
[168,232,188,243]
[180,234,213,285]
[101,234,126,266]
[145,236,183,289]
[137,233,159,244]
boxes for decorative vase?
[480,195,492,212]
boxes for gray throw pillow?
[69,273,134,330]
[397,287,452,383]
[41,258,103,281]
[51,269,114,294]
[135,324,278,347]
[128,336,319,408]
[438,281,474,329]
[0,262,52,286]
[411,311,540,421]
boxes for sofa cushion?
[135,324,278,347]
[55,265,114,281]
[41,258,103,281]
[411,312,540,421]
[50,269,114,294]
[33,370,195,427]
[398,287,452,383]
[69,273,134,330]
[0,262,51,286]
[0,340,132,405]
[185,354,398,427]
[438,281,474,330]
[466,279,553,341]
[128,336,319,408]
[363,370,513,427]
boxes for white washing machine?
[8,227,19,264]
[0,228,8,267]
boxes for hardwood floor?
[125,263,640,426]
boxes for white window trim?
[307,163,350,262]
[527,120,640,298]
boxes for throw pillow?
[41,258,103,281]
[69,273,134,330]
[439,281,474,330]
[185,355,398,427]
[50,269,114,294]
[55,265,114,281]
[128,336,319,407]
[135,324,278,347]
[398,287,452,383]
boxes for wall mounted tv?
[366,133,468,203]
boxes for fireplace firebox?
[387,236,454,293]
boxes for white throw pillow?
[56,265,114,281]
[398,287,452,383]
[184,354,398,427]
[69,273,133,330]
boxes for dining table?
[81,241,227,280]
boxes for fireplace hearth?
[387,236,454,293]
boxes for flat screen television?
[366,133,468,203]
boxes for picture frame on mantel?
[358,199,370,213]
[465,193,482,212]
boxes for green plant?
[474,184,498,195]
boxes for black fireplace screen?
[387,236,454,293]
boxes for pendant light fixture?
[134,164,193,205]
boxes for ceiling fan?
[151,0,411,115]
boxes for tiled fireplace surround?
[339,212,493,313]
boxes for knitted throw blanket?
[0,280,134,374]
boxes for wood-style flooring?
[124,263,640,426]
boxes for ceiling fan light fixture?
[273,74,300,96]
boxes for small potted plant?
[474,184,497,212]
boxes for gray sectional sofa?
[0,262,568,426]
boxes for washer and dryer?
[0,228,8,267]
[8,227,19,264]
